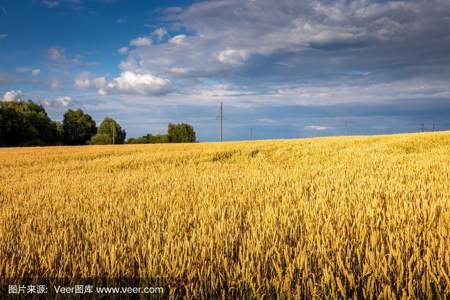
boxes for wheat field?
[0,132,449,298]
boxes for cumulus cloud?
[0,33,7,39]
[217,49,249,65]
[98,88,107,96]
[117,47,129,54]
[168,34,187,45]
[102,71,173,96]
[31,69,41,76]
[74,72,91,89]
[2,90,26,102]
[74,72,107,90]
[93,77,107,89]
[130,37,152,47]
[42,96,75,107]
[55,96,72,107]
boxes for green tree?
[90,117,126,145]
[127,133,169,144]
[52,121,64,145]
[148,134,169,143]
[167,123,196,143]
[90,133,112,145]
[0,105,25,146]
[127,136,147,144]
[0,100,57,146]
[62,109,97,145]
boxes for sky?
[1,0,450,141]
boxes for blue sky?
[1,0,450,141]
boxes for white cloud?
[74,72,91,89]
[217,49,249,65]
[93,76,107,89]
[305,125,330,131]
[130,37,152,47]
[117,47,129,54]
[31,69,41,76]
[75,72,107,90]
[103,71,173,96]
[48,47,65,60]
[168,34,187,45]
[2,90,25,102]
[42,96,74,107]
[55,96,72,107]
[0,33,8,39]
[153,27,168,40]
[98,88,107,96]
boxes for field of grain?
[1,132,449,298]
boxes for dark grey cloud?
[113,0,450,108]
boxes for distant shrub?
[90,133,112,145]
[127,134,169,144]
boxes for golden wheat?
[1,132,449,298]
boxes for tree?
[52,121,64,145]
[62,109,97,145]
[167,123,196,143]
[148,134,169,143]
[0,105,25,146]
[0,100,57,146]
[127,134,169,144]
[90,133,112,145]
[127,136,148,144]
[90,117,126,145]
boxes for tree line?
[0,99,196,147]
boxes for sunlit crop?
[1,132,449,298]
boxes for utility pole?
[219,102,224,142]
[420,123,425,132]
[433,123,436,131]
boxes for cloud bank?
[114,0,450,106]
